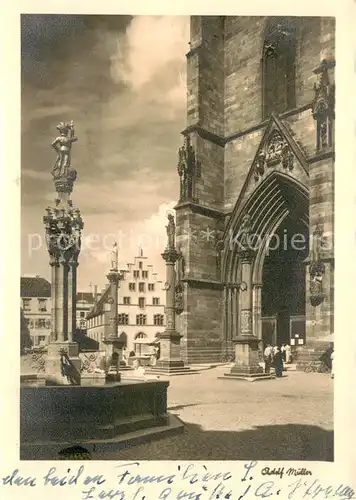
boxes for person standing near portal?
[274,346,284,377]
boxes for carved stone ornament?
[312,60,335,151]
[309,224,326,306]
[175,282,184,315]
[80,352,102,374]
[30,352,46,373]
[254,130,294,182]
[43,206,84,265]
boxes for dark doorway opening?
[262,216,309,346]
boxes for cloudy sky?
[21,15,189,291]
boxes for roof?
[86,286,111,319]
[76,292,96,303]
[20,277,51,298]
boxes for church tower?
[175,16,335,364]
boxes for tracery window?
[262,18,296,119]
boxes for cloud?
[21,16,188,289]
[110,16,189,112]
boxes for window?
[154,314,164,326]
[22,298,31,311]
[36,318,46,328]
[123,297,131,305]
[118,313,129,325]
[148,283,155,292]
[142,271,148,279]
[133,270,140,279]
[138,297,145,309]
[153,297,160,306]
[29,320,34,329]
[136,314,147,326]
[134,332,148,356]
[129,283,136,292]
[262,18,296,119]
[139,282,145,293]
[80,311,85,318]
[79,319,86,329]
[139,261,143,269]
[38,335,46,344]
[38,299,47,312]
[45,319,51,329]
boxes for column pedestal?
[40,341,81,386]
[220,336,274,382]
[221,251,274,382]
[149,331,193,375]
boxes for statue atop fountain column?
[42,120,83,385]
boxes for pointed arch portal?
[222,171,309,347]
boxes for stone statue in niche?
[177,135,196,201]
[309,224,325,305]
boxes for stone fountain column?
[42,121,83,386]
[149,213,192,376]
[103,245,125,381]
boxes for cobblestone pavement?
[93,366,334,461]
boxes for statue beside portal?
[239,214,253,249]
[166,212,176,250]
[52,121,78,179]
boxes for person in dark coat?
[274,347,284,377]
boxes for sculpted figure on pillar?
[166,212,176,250]
[52,121,78,180]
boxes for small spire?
[138,245,143,257]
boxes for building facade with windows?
[20,276,51,347]
[86,250,165,354]
[175,16,335,363]
[21,275,99,347]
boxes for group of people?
[264,343,292,377]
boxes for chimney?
[94,285,98,303]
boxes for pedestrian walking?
[264,344,273,374]
[285,344,292,364]
[274,347,284,377]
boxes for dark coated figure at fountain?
[52,120,78,179]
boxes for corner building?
[175,16,335,363]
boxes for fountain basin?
[20,379,184,459]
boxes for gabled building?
[86,249,166,354]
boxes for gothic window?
[123,296,131,305]
[262,18,296,119]
[148,283,155,291]
[139,282,145,293]
[153,297,160,306]
[129,283,136,292]
[138,297,145,309]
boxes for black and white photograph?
[17,13,339,463]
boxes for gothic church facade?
[175,16,335,363]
